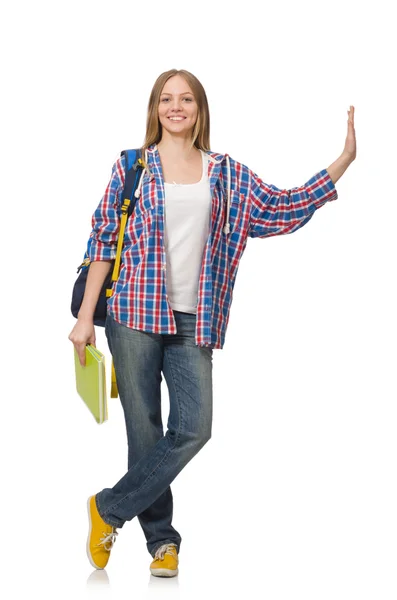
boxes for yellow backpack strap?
[106,198,131,298]
[106,198,128,397]
[110,358,118,398]
[106,148,143,298]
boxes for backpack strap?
[108,148,144,400]
[106,148,143,291]
[121,148,144,216]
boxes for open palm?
[343,105,356,160]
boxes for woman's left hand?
[342,105,356,161]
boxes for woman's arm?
[70,260,114,366]
[248,106,356,239]
[77,260,113,321]
[326,106,356,184]
[248,167,338,239]
[69,156,125,365]
[326,152,354,185]
[86,155,126,262]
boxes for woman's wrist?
[77,310,95,322]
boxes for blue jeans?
[95,310,213,558]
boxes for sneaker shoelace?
[96,528,118,551]
[154,543,177,561]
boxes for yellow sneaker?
[150,543,179,577]
[86,495,118,569]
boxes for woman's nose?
[171,100,183,110]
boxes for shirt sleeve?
[86,155,126,261]
[248,168,338,239]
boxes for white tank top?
[163,149,212,314]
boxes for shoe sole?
[150,567,179,577]
[86,495,104,570]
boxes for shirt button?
[162,265,166,271]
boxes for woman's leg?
[103,312,181,557]
[95,311,213,557]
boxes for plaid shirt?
[87,142,338,349]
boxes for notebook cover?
[74,345,107,424]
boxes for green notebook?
[74,344,108,424]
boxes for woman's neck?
[156,140,199,162]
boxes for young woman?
[68,69,356,577]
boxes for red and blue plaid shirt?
[87,142,338,349]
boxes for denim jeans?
[95,310,213,558]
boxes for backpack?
[71,148,145,327]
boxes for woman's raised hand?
[342,105,356,161]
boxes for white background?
[1,0,396,598]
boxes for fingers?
[78,344,86,367]
[68,321,95,367]
[69,334,87,366]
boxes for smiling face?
[158,75,198,139]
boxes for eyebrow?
[160,92,194,96]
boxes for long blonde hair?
[141,69,211,155]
